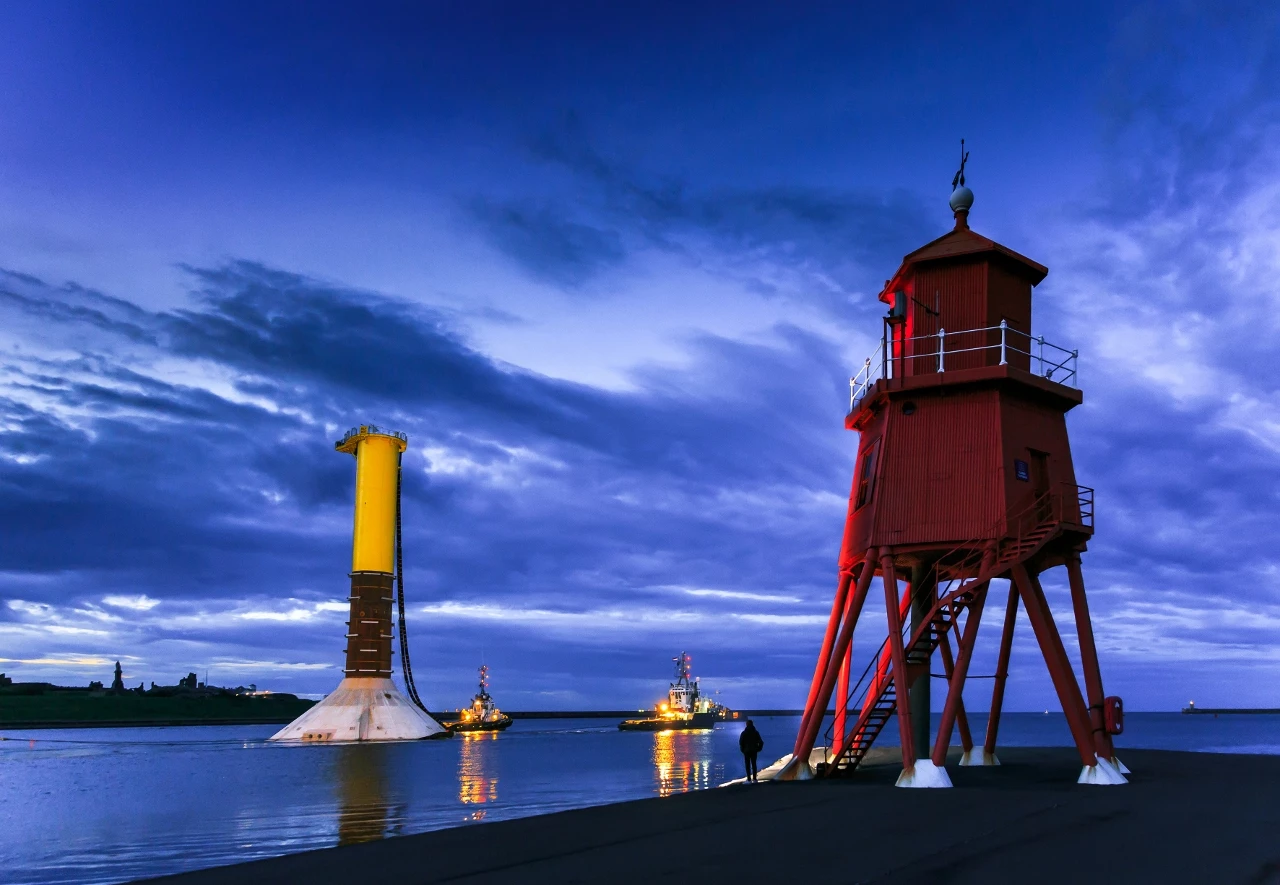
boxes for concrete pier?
[132,748,1280,885]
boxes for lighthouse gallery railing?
[849,320,1078,411]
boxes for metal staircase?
[818,487,1083,777]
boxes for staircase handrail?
[820,633,893,753]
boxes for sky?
[2,1,1279,713]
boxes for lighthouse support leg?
[795,567,854,751]
[937,631,974,757]
[908,564,936,761]
[931,581,989,767]
[833,642,852,750]
[881,550,919,782]
[789,555,876,770]
[823,579,916,769]
[983,582,1019,764]
[1012,564,1123,783]
[868,582,911,702]
[1065,553,1116,762]
[1011,563,1092,762]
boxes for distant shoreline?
[1,710,761,729]
[0,717,304,730]
[0,689,316,730]
[11,708,1271,731]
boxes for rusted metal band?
[343,571,395,677]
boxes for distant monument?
[111,661,125,693]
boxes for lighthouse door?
[1030,450,1051,521]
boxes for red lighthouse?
[785,152,1127,786]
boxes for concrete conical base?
[269,677,447,742]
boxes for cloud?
[102,595,160,611]
[468,199,626,287]
[465,116,933,310]
[667,586,802,604]
[0,654,122,667]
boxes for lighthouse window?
[855,441,880,509]
[902,401,917,416]
[1014,459,1030,482]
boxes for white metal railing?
[848,320,1078,410]
[338,425,409,446]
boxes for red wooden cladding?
[987,262,1033,371]
[999,393,1079,518]
[844,386,1083,550]
[910,260,990,373]
[845,390,1006,549]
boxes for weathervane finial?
[951,138,969,190]
[948,139,974,228]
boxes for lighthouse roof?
[880,225,1047,303]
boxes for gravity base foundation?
[269,677,446,742]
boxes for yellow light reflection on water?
[335,745,391,846]
[651,729,713,798]
[458,731,499,810]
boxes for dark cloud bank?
[0,263,855,706]
[467,116,934,313]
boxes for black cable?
[394,454,430,715]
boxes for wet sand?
[134,748,1280,884]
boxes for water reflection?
[458,732,499,819]
[651,729,714,797]
[333,744,392,846]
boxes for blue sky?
[2,2,1279,712]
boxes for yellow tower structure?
[271,426,446,742]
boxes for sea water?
[1,713,1276,885]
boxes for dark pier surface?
[134,748,1280,885]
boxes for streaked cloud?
[102,594,160,611]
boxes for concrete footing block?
[896,759,953,788]
[1078,755,1128,785]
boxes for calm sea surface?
[2,712,1277,885]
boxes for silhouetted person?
[739,719,764,782]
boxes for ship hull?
[446,716,514,732]
[618,711,718,731]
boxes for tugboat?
[618,652,733,731]
[445,665,513,733]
